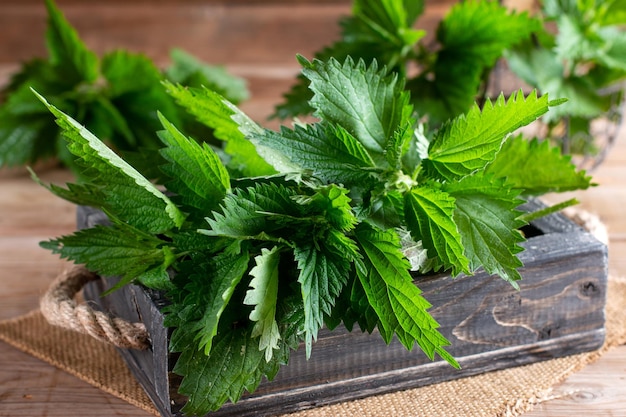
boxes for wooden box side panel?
[79,204,608,416]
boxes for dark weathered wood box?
[81,201,608,417]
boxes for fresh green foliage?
[506,0,626,157]
[485,135,593,194]
[276,0,625,163]
[421,90,553,181]
[275,0,540,126]
[163,81,274,177]
[37,56,591,416]
[244,247,283,361]
[0,0,248,175]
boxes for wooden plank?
[0,342,150,417]
[523,345,626,417]
[0,1,455,69]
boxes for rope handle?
[40,265,150,350]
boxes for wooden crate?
[81,201,608,417]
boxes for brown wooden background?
[0,0,458,123]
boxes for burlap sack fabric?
[0,211,624,417]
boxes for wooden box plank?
[80,201,608,417]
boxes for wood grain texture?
[0,343,149,417]
[0,0,454,121]
[523,346,626,417]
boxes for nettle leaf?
[40,223,171,287]
[353,0,425,47]
[256,122,378,185]
[506,45,612,122]
[412,1,540,125]
[204,182,299,241]
[297,184,358,232]
[166,48,249,104]
[101,50,163,97]
[244,247,282,362]
[157,112,230,217]
[408,52,482,126]
[354,225,459,368]
[331,275,380,334]
[505,45,560,91]
[404,185,469,276]
[174,324,288,416]
[552,12,626,72]
[192,251,249,355]
[44,0,99,84]
[273,0,423,120]
[29,169,104,207]
[164,81,274,177]
[385,120,414,170]
[422,90,552,181]
[366,189,405,230]
[444,173,526,287]
[35,92,185,233]
[0,115,57,167]
[300,55,414,156]
[437,1,541,70]
[485,135,593,195]
[294,244,351,358]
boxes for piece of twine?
[40,266,150,350]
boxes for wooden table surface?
[1,128,625,417]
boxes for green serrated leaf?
[166,48,249,104]
[174,324,288,415]
[353,0,425,47]
[40,222,169,287]
[300,56,414,156]
[44,0,99,84]
[485,135,593,195]
[422,90,551,181]
[437,1,541,70]
[411,1,540,125]
[35,91,185,233]
[404,185,469,276]
[254,122,378,184]
[0,114,57,167]
[444,173,526,287]
[243,247,282,362]
[354,225,459,368]
[294,244,350,358]
[164,81,275,177]
[29,167,105,207]
[408,54,482,126]
[192,251,250,355]
[101,50,162,96]
[203,182,310,245]
[157,112,230,218]
[296,184,358,232]
[366,189,405,230]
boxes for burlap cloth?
[0,211,624,417]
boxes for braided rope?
[40,266,150,350]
